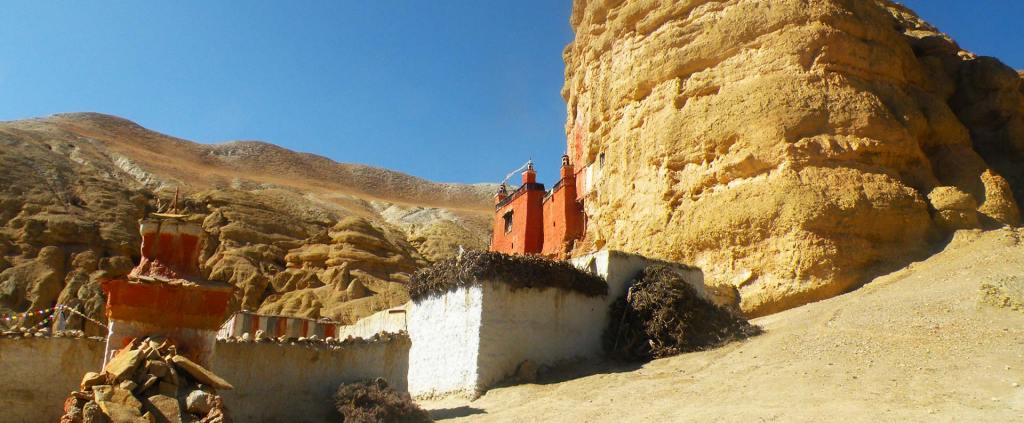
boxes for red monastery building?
[491,155,585,259]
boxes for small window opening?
[599,152,606,167]
[503,211,514,233]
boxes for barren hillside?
[423,228,1024,421]
[0,113,494,329]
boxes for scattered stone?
[93,385,114,402]
[81,401,104,422]
[98,399,146,422]
[146,360,170,378]
[61,337,231,423]
[145,394,183,423]
[185,390,213,415]
[157,382,179,398]
[170,355,234,390]
[81,372,107,391]
[104,347,144,382]
[139,376,159,393]
[109,386,143,410]
[240,332,251,342]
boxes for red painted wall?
[490,161,585,258]
[491,185,545,255]
[541,167,585,259]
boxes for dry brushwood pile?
[408,250,607,300]
[60,337,232,423]
[334,378,432,423]
[605,265,762,361]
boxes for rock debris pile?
[60,337,232,423]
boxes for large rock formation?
[0,113,493,328]
[564,0,1024,316]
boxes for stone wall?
[0,335,410,423]
[0,337,106,423]
[214,337,410,423]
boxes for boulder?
[81,372,107,391]
[144,395,182,423]
[103,347,143,382]
[184,390,213,416]
[169,356,234,390]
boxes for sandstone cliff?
[564,0,1024,316]
[0,113,492,329]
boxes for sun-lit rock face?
[564,0,1024,316]
[0,113,494,328]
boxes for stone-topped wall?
[215,335,410,422]
[0,336,106,423]
[0,335,410,423]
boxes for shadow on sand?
[428,406,487,420]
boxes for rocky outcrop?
[564,0,1024,316]
[0,113,492,327]
[256,216,424,323]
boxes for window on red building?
[503,210,514,233]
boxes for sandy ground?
[421,228,1024,422]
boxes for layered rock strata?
[564,0,1024,316]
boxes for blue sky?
[0,1,1021,184]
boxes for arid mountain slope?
[0,113,493,329]
[563,0,1024,317]
[424,228,1024,422]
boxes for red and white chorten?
[490,156,585,259]
[101,212,234,367]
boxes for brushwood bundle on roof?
[409,251,607,301]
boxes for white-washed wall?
[0,336,410,423]
[476,281,606,391]
[570,250,706,304]
[407,285,483,399]
[337,304,409,340]
[0,337,106,423]
[213,337,410,423]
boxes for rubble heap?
[60,337,232,423]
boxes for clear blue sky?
[0,1,1021,184]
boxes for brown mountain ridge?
[0,112,494,330]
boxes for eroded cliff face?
[0,113,492,329]
[564,0,1024,316]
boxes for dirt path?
[421,229,1024,422]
